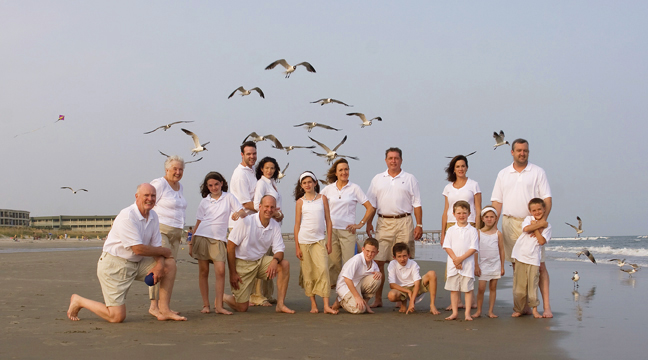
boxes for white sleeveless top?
[298,196,326,244]
[478,231,501,273]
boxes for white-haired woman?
[148,155,188,316]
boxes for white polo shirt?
[366,169,421,216]
[442,224,479,278]
[511,216,552,266]
[150,177,187,229]
[442,178,481,223]
[229,164,257,228]
[321,182,369,229]
[228,213,285,261]
[388,259,422,287]
[194,192,243,241]
[336,252,379,300]
[103,203,162,262]
[253,176,282,211]
[491,162,552,219]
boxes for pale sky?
[2,1,646,236]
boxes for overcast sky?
[2,1,647,236]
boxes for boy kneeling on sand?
[387,243,440,314]
[332,238,382,314]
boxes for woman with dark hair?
[253,157,284,222]
[320,158,375,286]
[190,172,246,315]
[441,155,482,244]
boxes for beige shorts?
[375,216,415,262]
[191,235,226,262]
[159,223,183,259]
[232,256,274,303]
[97,252,156,307]
[397,283,429,302]
[339,276,380,314]
[444,274,474,292]
[502,216,545,263]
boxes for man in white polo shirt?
[365,147,423,308]
[223,195,294,314]
[67,184,185,323]
[491,138,553,318]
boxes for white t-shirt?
[228,213,285,261]
[297,196,326,244]
[336,252,379,300]
[229,164,257,228]
[194,192,243,241]
[491,162,552,219]
[478,231,501,274]
[442,224,479,278]
[150,177,187,229]
[103,203,162,262]
[367,169,422,216]
[442,178,481,223]
[253,176,282,211]
[511,216,552,267]
[321,182,369,230]
[388,259,422,287]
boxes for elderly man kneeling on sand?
[67,183,186,322]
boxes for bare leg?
[488,280,498,318]
[198,260,211,313]
[539,262,552,318]
[464,291,473,321]
[309,296,319,313]
[532,306,542,319]
[214,261,232,315]
[473,280,486,318]
[275,260,295,314]
[387,290,407,313]
[156,258,186,321]
[323,296,338,315]
[445,291,459,320]
[67,294,127,323]
[370,260,385,308]
[423,271,439,314]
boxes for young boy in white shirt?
[443,200,479,321]
[511,198,552,318]
[387,242,439,314]
[332,238,382,314]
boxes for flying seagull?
[228,86,265,99]
[144,121,194,134]
[620,264,640,277]
[265,59,316,78]
[445,151,477,159]
[309,135,359,165]
[243,132,276,143]
[294,122,341,133]
[576,249,597,264]
[277,163,289,182]
[267,136,315,154]
[311,98,352,107]
[566,216,584,237]
[571,271,580,289]
[61,187,88,194]
[346,113,382,128]
[158,151,202,164]
[493,130,509,149]
[609,258,627,267]
[181,128,210,156]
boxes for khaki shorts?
[375,216,414,262]
[191,235,226,263]
[160,223,182,259]
[444,274,474,292]
[328,229,358,285]
[232,256,274,303]
[397,283,429,302]
[97,252,156,307]
[502,216,545,263]
[339,276,380,314]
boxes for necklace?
[303,194,317,203]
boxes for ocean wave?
[546,245,648,258]
[551,237,603,241]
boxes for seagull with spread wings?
[311,98,352,106]
[309,135,359,165]
[346,113,382,128]
[493,130,509,149]
[566,216,584,237]
[445,151,477,159]
[277,163,289,182]
[576,249,597,264]
[61,187,88,194]
[294,122,340,133]
[266,136,315,154]
[144,121,194,134]
[181,128,210,156]
[228,86,265,99]
[243,132,276,143]
[265,59,316,78]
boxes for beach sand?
[0,239,573,359]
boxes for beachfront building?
[0,209,30,227]
[30,215,116,232]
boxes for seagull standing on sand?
[309,135,359,165]
[158,150,202,164]
[577,249,597,264]
[572,271,580,289]
[294,122,341,133]
[346,113,382,128]
[265,59,316,78]
[61,187,88,194]
[311,98,352,106]
[243,132,275,143]
[566,216,584,237]
[277,163,289,182]
[181,128,210,156]
[493,130,509,149]
[610,258,627,267]
[228,86,265,99]
[144,121,194,134]
[267,136,315,154]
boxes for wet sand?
[0,239,570,359]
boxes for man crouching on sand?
[223,195,294,314]
[67,184,186,322]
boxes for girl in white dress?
[473,206,505,318]
[293,171,337,314]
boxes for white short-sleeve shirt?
[321,182,369,230]
[194,192,243,241]
[388,259,422,287]
[491,162,552,219]
[103,203,162,262]
[253,176,282,211]
[366,170,421,216]
[150,177,187,229]
[442,224,479,278]
[511,216,552,267]
[336,252,379,300]
[229,164,257,228]
[443,178,481,223]
[228,213,285,261]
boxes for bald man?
[67,184,185,322]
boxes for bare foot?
[67,294,82,321]
[429,306,440,315]
[542,309,553,318]
[149,308,161,318]
[310,307,319,314]
[366,306,375,314]
[276,304,295,314]
[214,307,232,315]
[471,311,481,318]
[532,308,543,319]
[201,306,210,314]
[445,313,458,320]
[323,307,338,315]
[369,300,383,308]
[331,301,340,311]
[457,302,465,309]
[488,312,498,318]
[258,300,273,307]
[465,314,473,321]
[157,311,187,321]
[471,303,477,309]
[511,312,522,317]
[398,304,407,313]
[445,304,452,311]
